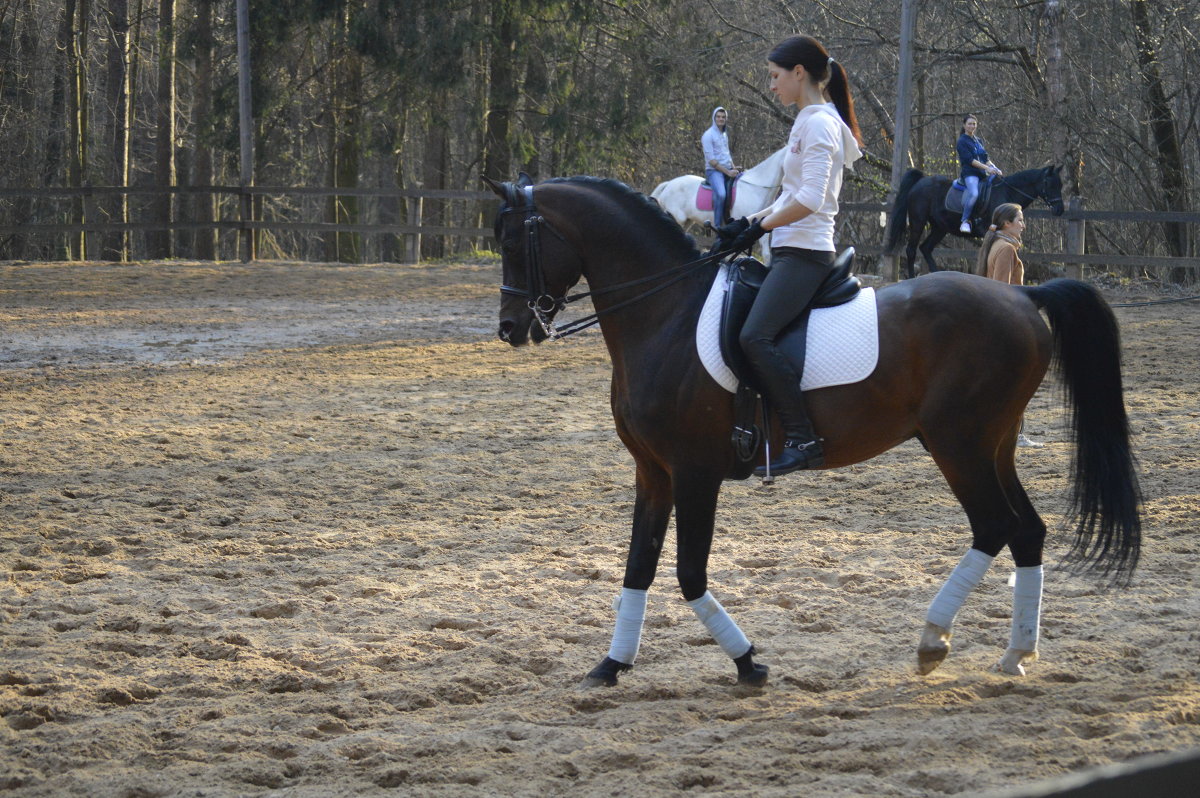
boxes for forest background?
[0,0,1196,278]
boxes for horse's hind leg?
[904,226,922,279]
[995,463,1047,676]
[918,437,1038,674]
[674,468,768,686]
[585,462,673,687]
[920,228,947,273]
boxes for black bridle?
[997,170,1064,213]
[497,183,727,340]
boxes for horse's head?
[1041,165,1065,216]
[483,174,584,346]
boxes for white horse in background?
[651,146,786,236]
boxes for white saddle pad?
[696,262,880,394]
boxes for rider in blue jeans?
[956,114,1003,233]
[702,107,741,228]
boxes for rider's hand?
[725,218,766,255]
[715,217,750,243]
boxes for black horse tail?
[1022,278,1142,582]
[884,168,924,254]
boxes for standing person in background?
[957,114,1003,234]
[702,107,741,228]
[713,34,863,476]
[976,202,1044,448]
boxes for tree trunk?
[1130,0,1190,262]
[149,0,176,259]
[483,6,517,183]
[64,0,84,259]
[191,0,217,260]
[102,0,130,261]
[323,12,363,264]
[421,108,448,260]
[127,0,144,259]
[1041,0,1083,196]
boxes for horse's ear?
[516,172,534,188]
[482,176,508,200]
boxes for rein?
[500,186,727,340]
[996,174,1058,208]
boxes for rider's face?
[964,117,978,136]
[768,61,805,107]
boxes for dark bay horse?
[485,174,1139,687]
[885,166,1065,278]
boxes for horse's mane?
[545,176,700,259]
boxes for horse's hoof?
[996,647,1038,676]
[917,645,949,675]
[917,622,952,675]
[736,663,769,687]
[583,656,630,687]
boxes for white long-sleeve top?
[767,102,862,251]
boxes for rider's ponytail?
[768,35,863,146]
[826,61,862,147]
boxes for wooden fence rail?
[2,186,1198,274]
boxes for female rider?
[956,114,1003,233]
[717,34,863,476]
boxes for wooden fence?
[2,186,1198,277]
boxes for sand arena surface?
[1,259,1198,797]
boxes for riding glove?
[724,218,766,255]
[715,217,750,242]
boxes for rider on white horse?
[701,107,741,228]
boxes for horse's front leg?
[584,462,673,687]
[675,468,768,686]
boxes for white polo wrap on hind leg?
[688,591,752,659]
[1008,565,1043,651]
[606,588,649,665]
[926,548,995,629]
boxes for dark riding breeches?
[738,247,836,438]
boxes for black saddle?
[718,247,860,389]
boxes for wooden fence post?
[1066,196,1085,280]
[406,196,422,264]
[238,187,253,263]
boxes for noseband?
[498,183,726,340]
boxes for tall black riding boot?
[748,350,824,478]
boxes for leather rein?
[499,184,727,340]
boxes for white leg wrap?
[688,591,752,659]
[1008,565,1043,651]
[606,588,648,665]
[926,548,995,629]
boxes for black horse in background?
[885,166,1065,279]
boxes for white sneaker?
[959,221,972,233]
[1017,434,1044,448]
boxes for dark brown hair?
[768,35,862,146]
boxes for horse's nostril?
[498,320,515,342]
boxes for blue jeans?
[960,175,981,224]
[706,168,728,227]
